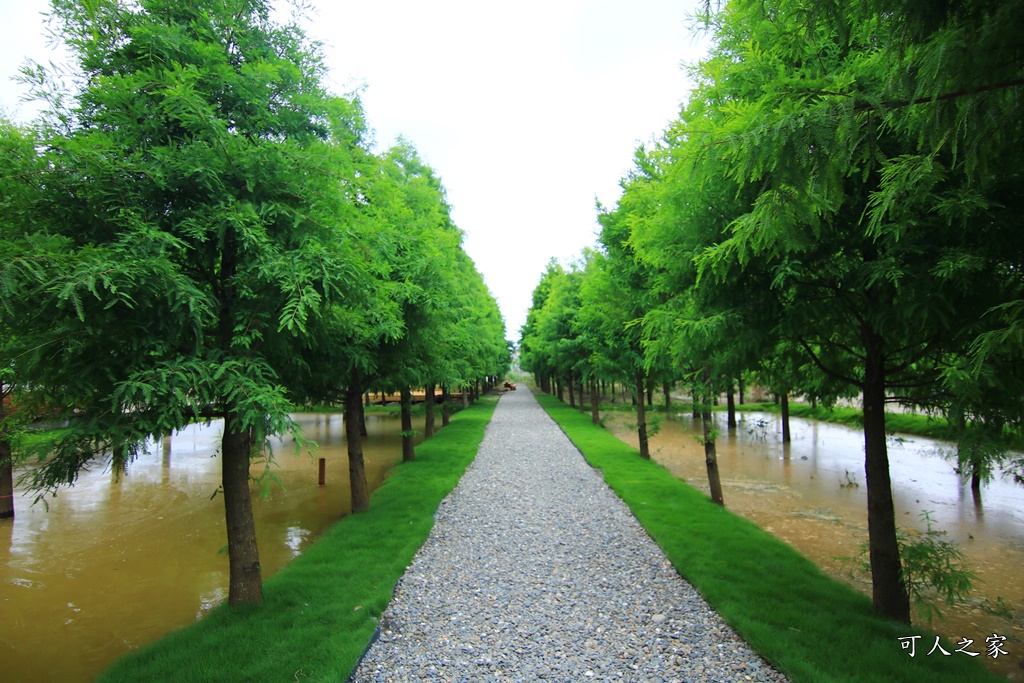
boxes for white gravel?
[351,388,790,683]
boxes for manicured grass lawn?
[536,393,1002,683]
[97,397,498,683]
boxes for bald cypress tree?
[6,0,367,605]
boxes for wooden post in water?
[318,458,326,486]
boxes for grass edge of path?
[97,396,499,683]
[535,392,1002,683]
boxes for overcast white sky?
[0,0,711,338]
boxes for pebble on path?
[352,388,790,683]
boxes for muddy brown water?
[605,408,1024,680]
[0,412,422,683]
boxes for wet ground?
[0,411,422,683]
[606,408,1024,680]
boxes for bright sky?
[0,0,711,338]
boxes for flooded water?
[0,411,422,683]
[606,409,1024,680]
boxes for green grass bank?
[733,401,960,440]
[98,396,498,683]
[535,392,1001,683]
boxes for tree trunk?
[401,386,415,462]
[635,370,650,459]
[578,376,586,414]
[556,379,564,402]
[0,437,12,521]
[780,392,791,443]
[646,379,654,407]
[358,396,368,437]
[702,403,724,506]
[1,382,13,520]
[424,383,436,438]
[738,377,745,405]
[441,385,451,427]
[346,382,369,512]
[663,381,671,411]
[222,412,262,604]
[862,336,911,624]
[590,378,600,425]
[461,384,469,409]
[568,375,576,408]
[727,388,737,429]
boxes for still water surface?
[1,412,422,683]
[606,409,1024,680]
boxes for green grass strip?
[98,396,498,683]
[535,393,1001,683]
[731,401,960,440]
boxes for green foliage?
[2,0,506,605]
[852,512,977,624]
[527,0,1024,624]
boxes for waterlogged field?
[606,409,1024,680]
[1,412,422,683]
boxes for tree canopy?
[1,0,506,605]
[521,0,1024,625]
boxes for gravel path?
[352,389,789,683]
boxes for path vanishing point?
[352,388,790,683]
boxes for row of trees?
[521,0,1023,626]
[0,0,509,605]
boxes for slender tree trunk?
[727,389,737,429]
[692,385,700,420]
[461,385,469,409]
[780,392,791,443]
[738,377,745,405]
[401,386,415,462]
[556,379,564,402]
[1,382,13,520]
[702,403,724,506]
[590,378,600,425]
[441,385,451,427]
[971,465,983,508]
[0,436,12,521]
[217,236,262,605]
[646,379,653,407]
[635,370,650,459]
[222,411,262,604]
[346,382,369,513]
[578,376,586,414]
[862,335,911,624]
[424,383,436,438]
[358,396,368,437]
[663,381,671,411]
[568,375,576,408]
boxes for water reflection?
[0,411,421,683]
[607,409,1024,680]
